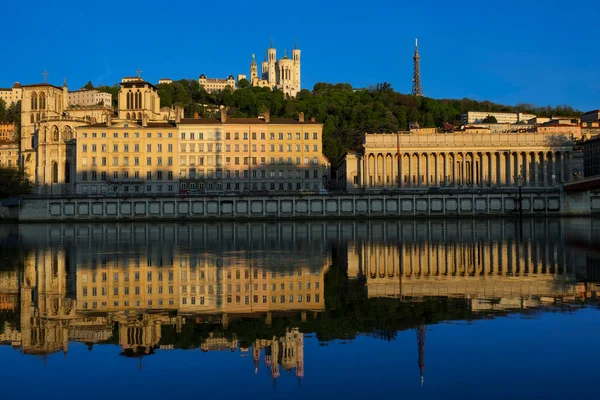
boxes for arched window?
[52,126,59,142]
[30,114,34,123]
[65,161,71,183]
[63,126,72,141]
[40,92,46,109]
[52,161,58,184]
[31,92,37,110]
[43,128,47,143]
[127,92,132,109]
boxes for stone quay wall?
[15,190,586,222]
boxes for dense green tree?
[0,99,6,122]
[83,81,94,90]
[482,115,498,123]
[96,85,120,108]
[0,166,34,198]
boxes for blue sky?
[2,0,598,110]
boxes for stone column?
[479,153,484,187]
[523,152,529,186]
[408,154,413,187]
[373,154,378,187]
[434,153,439,186]
[399,154,403,188]
[499,152,506,186]
[505,151,511,187]
[542,152,548,187]
[559,151,565,183]
[417,154,422,187]
[533,152,539,186]
[365,154,371,187]
[425,153,430,187]
[568,152,573,182]
[382,154,387,187]
[444,153,449,186]
[460,153,466,187]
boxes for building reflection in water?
[1,219,599,384]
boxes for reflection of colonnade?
[349,238,577,299]
[359,132,575,188]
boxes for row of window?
[82,143,174,153]
[80,170,173,181]
[82,299,174,309]
[80,168,321,182]
[81,184,175,194]
[181,156,321,167]
[81,293,320,310]
[183,168,322,179]
[180,132,319,141]
[181,294,320,305]
[81,156,174,167]
[81,155,321,168]
[78,181,322,193]
[82,282,320,297]
[179,143,319,153]
[81,132,174,139]
[82,271,174,283]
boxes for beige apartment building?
[198,74,236,93]
[0,82,22,106]
[75,120,179,195]
[68,89,112,107]
[461,111,536,124]
[340,129,577,191]
[178,110,329,193]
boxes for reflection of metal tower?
[417,325,426,387]
[412,39,423,97]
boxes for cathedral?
[19,75,182,195]
[250,41,301,98]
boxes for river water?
[1,219,599,399]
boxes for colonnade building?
[340,130,578,191]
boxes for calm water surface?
[1,219,600,399]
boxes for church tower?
[267,40,277,86]
[250,54,258,81]
[261,51,268,80]
[292,45,301,95]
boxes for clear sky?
[2,0,598,111]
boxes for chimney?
[264,109,270,123]
[106,113,112,126]
[220,107,227,123]
[194,112,199,119]
[311,117,316,122]
[142,113,148,127]
[298,112,305,122]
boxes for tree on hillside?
[0,99,6,122]
[83,81,94,90]
[482,115,498,123]
[0,167,34,198]
[238,78,250,89]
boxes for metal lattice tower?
[412,38,423,96]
